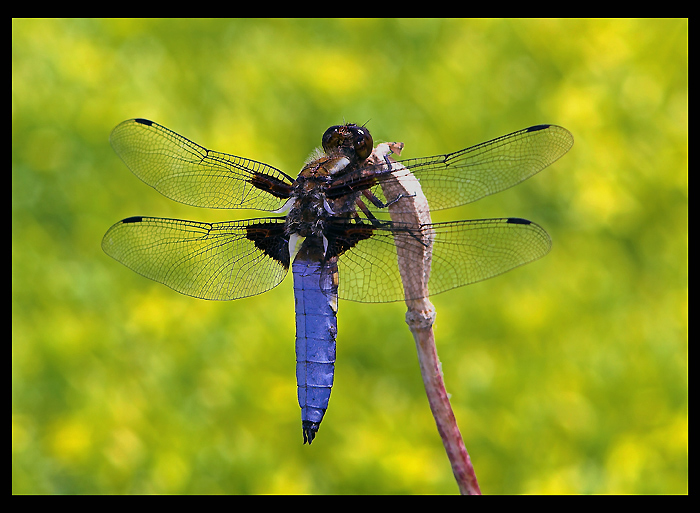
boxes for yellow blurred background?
[12,19,687,494]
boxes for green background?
[12,19,687,494]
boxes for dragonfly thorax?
[286,176,333,238]
[288,150,366,238]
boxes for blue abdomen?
[293,252,338,444]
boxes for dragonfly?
[102,118,573,444]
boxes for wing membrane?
[102,216,550,303]
[336,218,552,303]
[101,216,289,300]
[110,119,294,211]
[363,124,573,214]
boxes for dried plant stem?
[372,142,481,495]
[406,301,481,495]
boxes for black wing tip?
[121,216,144,224]
[506,217,532,225]
[133,118,154,126]
[527,124,552,132]
[302,421,320,445]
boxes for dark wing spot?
[325,224,375,259]
[526,124,551,132]
[121,216,144,224]
[506,217,532,225]
[246,222,290,269]
[249,172,293,199]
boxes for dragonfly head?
[321,123,373,163]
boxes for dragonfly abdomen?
[293,250,339,444]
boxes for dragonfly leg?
[362,188,416,210]
[354,197,383,227]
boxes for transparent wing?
[335,218,552,303]
[360,124,573,214]
[110,119,294,211]
[102,216,289,300]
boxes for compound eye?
[351,126,373,160]
[322,125,343,153]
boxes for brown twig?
[406,303,481,495]
[371,142,481,495]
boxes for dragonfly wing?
[333,218,552,303]
[102,216,290,300]
[361,124,573,214]
[110,119,294,211]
